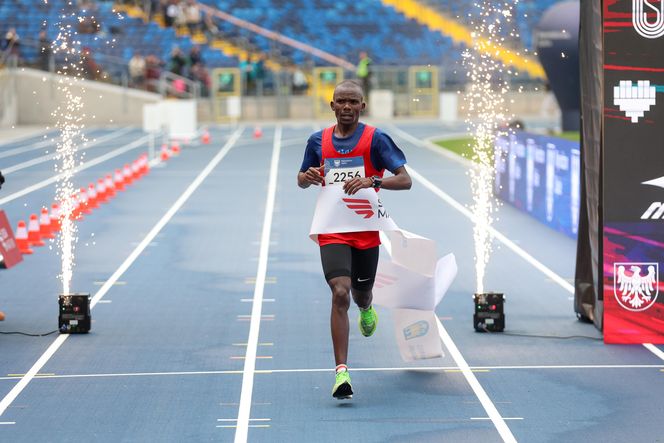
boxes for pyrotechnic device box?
[473,292,505,332]
[59,293,91,334]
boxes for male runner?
[298,80,411,399]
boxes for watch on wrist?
[371,176,382,189]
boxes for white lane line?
[0,135,150,206]
[381,233,515,442]
[235,125,281,443]
[471,417,523,421]
[0,130,59,159]
[399,130,664,364]
[389,125,473,167]
[3,127,134,174]
[0,421,16,425]
[643,344,664,361]
[219,418,270,422]
[0,128,244,419]
[1,363,660,381]
[436,316,517,443]
[406,165,575,294]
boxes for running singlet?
[319,124,383,249]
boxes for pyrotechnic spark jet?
[462,1,518,293]
[50,1,89,294]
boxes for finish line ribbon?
[309,186,458,361]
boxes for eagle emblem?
[614,262,659,311]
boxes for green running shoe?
[332,370,353,400]
[358,305,378,337]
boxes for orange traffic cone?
[15,220,33,255]
[201,130,210,144]
[122,164,133,186]
[171,141,181,155]
[39,207,55,239]
[131,159,141,181]
[160,144,170,161]
[105,174,116,198]
[87,183,99,209]
[253,126,263,139]
[50,203,62,232]
[27,214,45,247]
[96,178,107,203]
[78,188,92,214]
[114,169,125,191]
[140,153,149,175]
[69,193,83,221]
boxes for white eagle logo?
[614,263,659,311]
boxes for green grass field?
[434,131,580,161]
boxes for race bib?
[324,156,364,185]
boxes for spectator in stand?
[144,54,163,92]
[190,62,210,97]
[252,53,266,95]
[168,46,187,77]
[356,51,372,103]
[80,46,101,80]
[164,0,179,27]
[2,28,21,61]
[37,30,52,72]
[239,54,254,95]
[188,45,204,67]
[128,52,146,88]
[292,65,309,95]
[185,0,202,35]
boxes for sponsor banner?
[603,0,664,343]
[392,309,444,362]
[0,210,23,269]
[494,131,580,238]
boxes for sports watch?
[371,176,382,189]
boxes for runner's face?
[331,87,365,126]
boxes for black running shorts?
[319,244,379,291]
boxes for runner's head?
[331,80,365,126]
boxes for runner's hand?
[303,166,324,186]
[343,177,371,195]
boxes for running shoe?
[332,370,353,399]
[358,305,378,337]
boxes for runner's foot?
[358,305,378,337]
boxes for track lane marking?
[235,125,281,443]
[0,127,244,419]
[0,364,660,381]
[0,135,151,206]
[381,232,516,442]
[3,127,134,174]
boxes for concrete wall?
[13,68,161,125]
[0,69,18,127]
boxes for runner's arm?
[298,166,324,188]
[342,165,411,194]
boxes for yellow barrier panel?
[211,68,242,122]
[312,67,344,118]
[408,66,438,116]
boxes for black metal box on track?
[59,293,91,333]
[473,292,505,332]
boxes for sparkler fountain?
[50,2,93,332]
[462,1,525,329]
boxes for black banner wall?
[575,0,603,327]
[602,0,664,344]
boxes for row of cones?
[14,153,151,255]
[159,130,212,161]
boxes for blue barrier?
[494,131,580,239]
